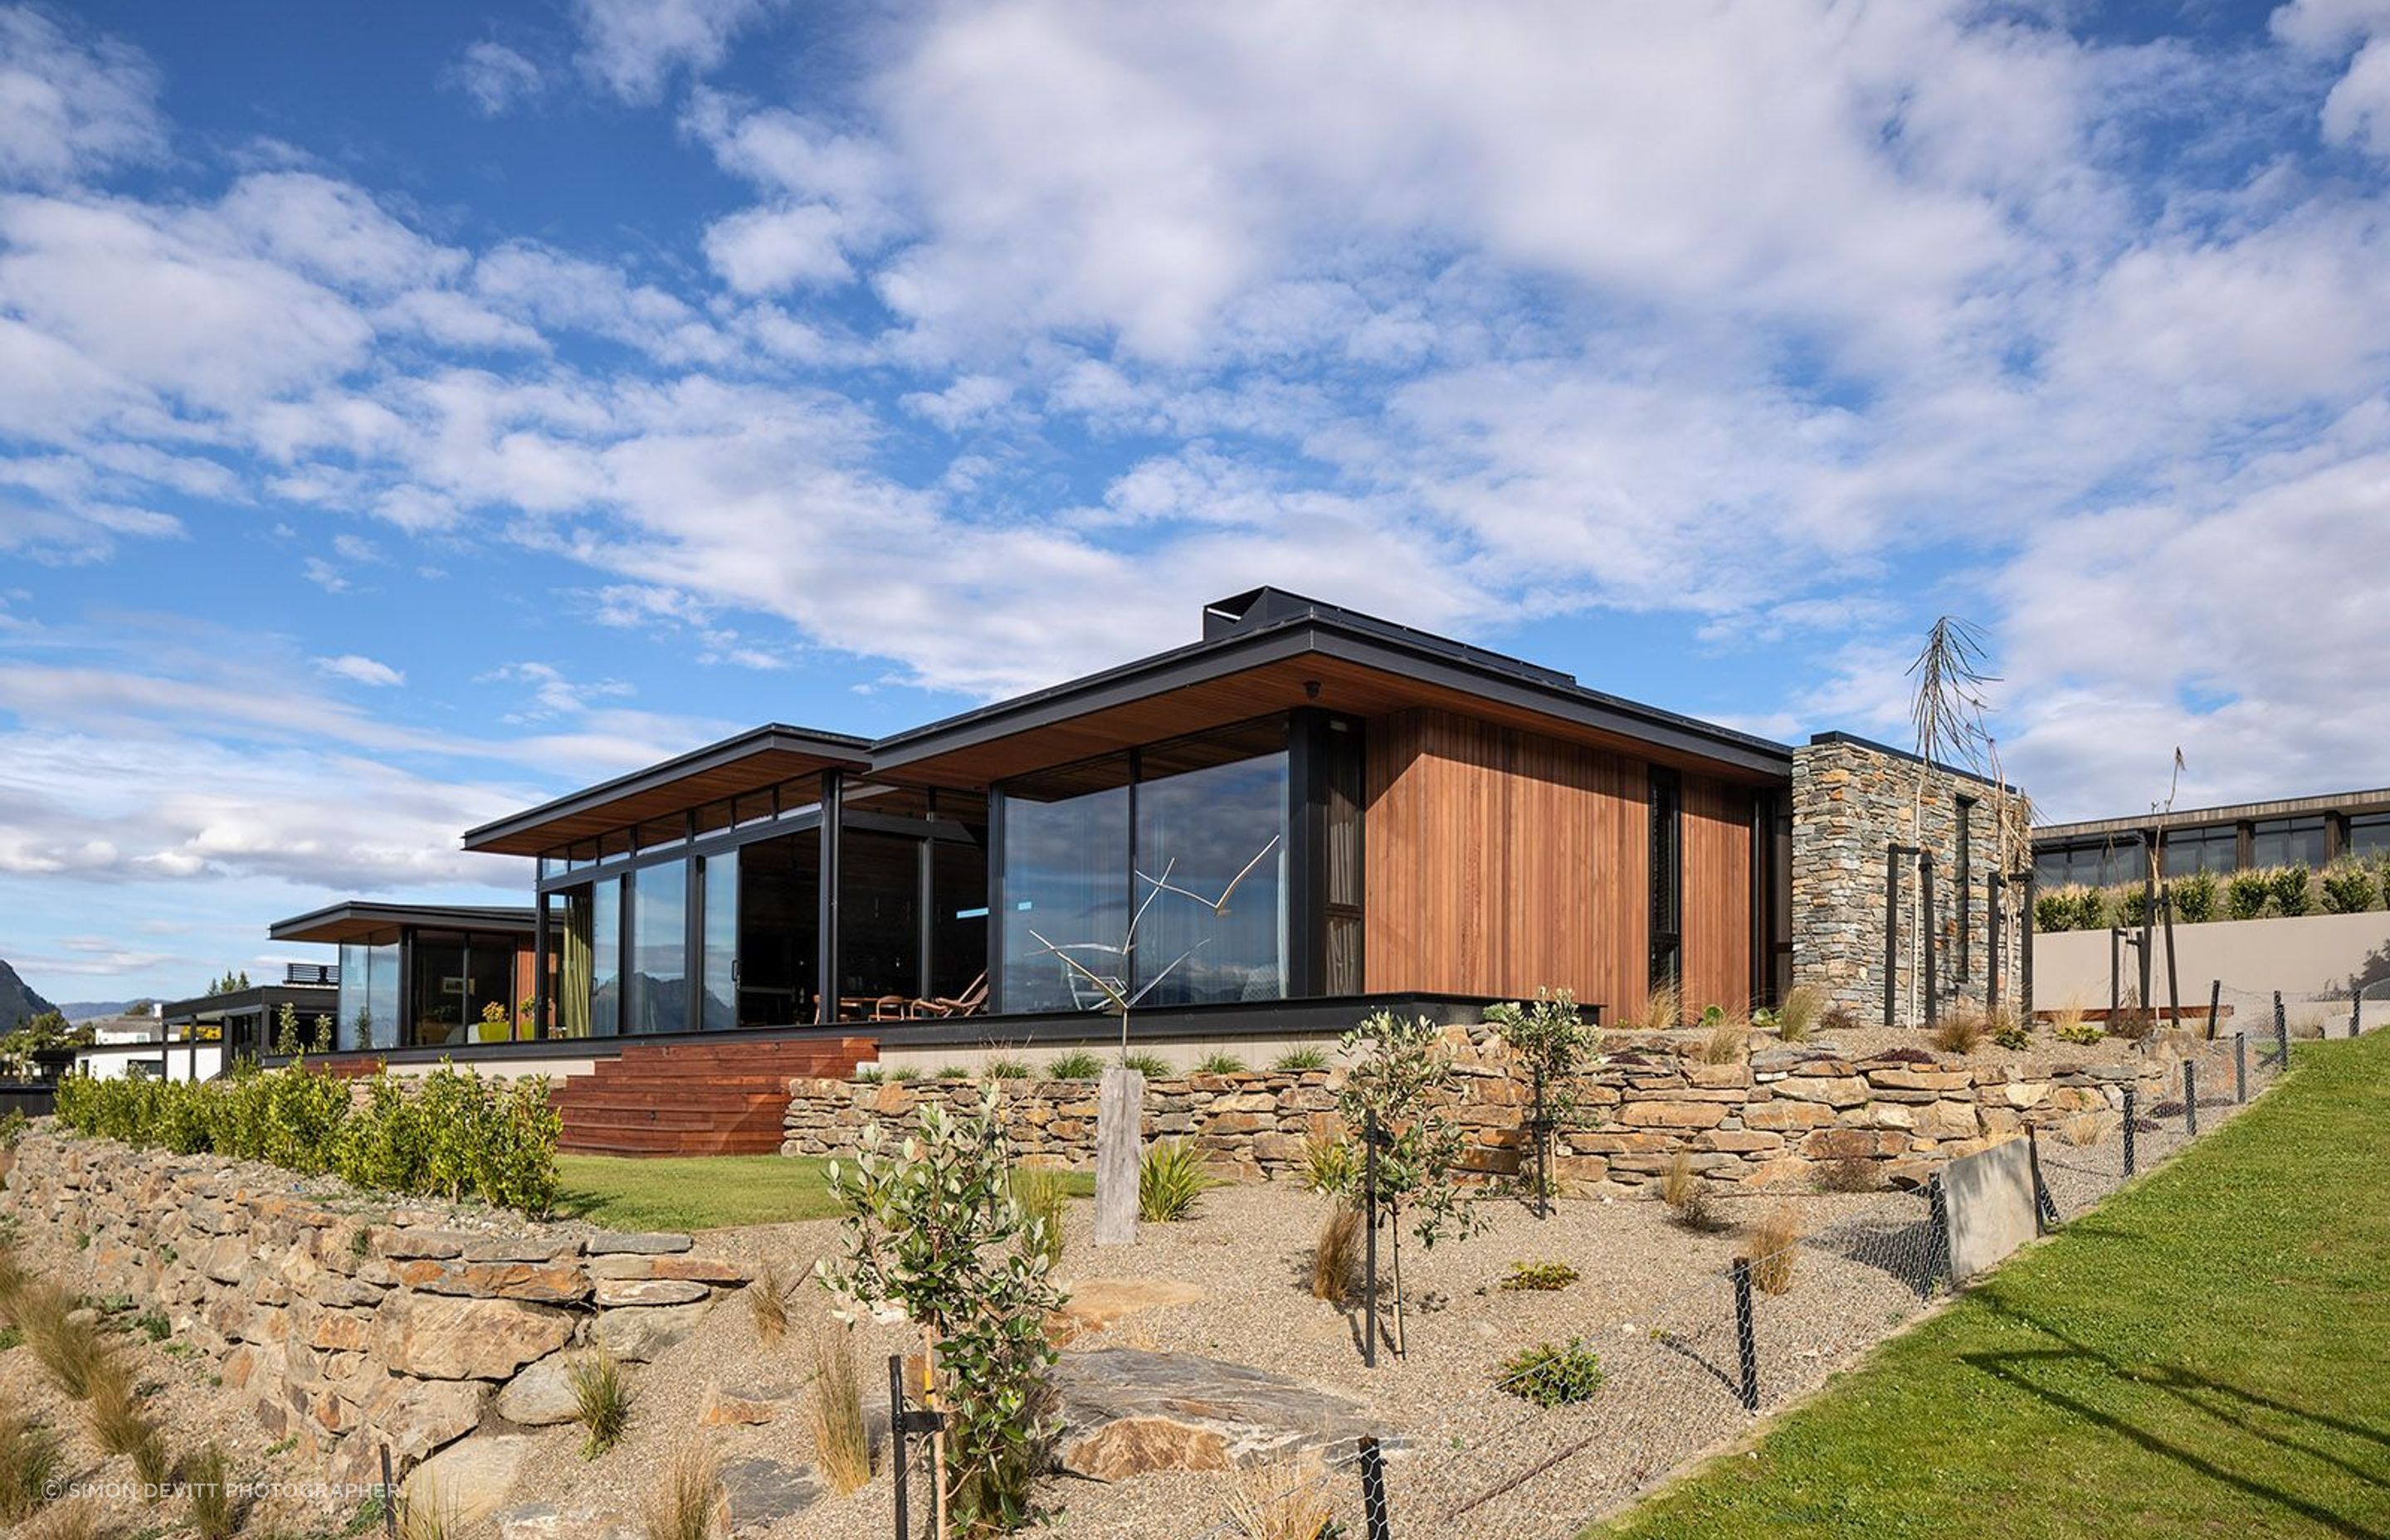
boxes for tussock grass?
[1310,1203,1363,1305]
[85,1364,170,1493]
[641,1441,725,1540]
[1812,1156,1882,1194]
[1223,1455,1335,1540]
[0,1408,65,1523]
[17,1282,116,1401]
[1699,1019,1749,1065]
[1011,1166,1071,1273]
[568,1351,632,1459]
[747,1258,794,1345]
[397,1474,455,1540]
[1776,984,1827,1044]
[2057,1111,2111,1147]
[1744,1206,1802,1296]
[1637,979,1682,1031]
[1271,1047,1330,1072]
[1930,1006,1989,1055]
[25,1496,112,1540]
[1661,1153,1725,1232]
[185,1443,237,1540]
[1296,1133,1354,1196]
[803,1327,871,1497]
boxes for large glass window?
[700,854,738,1031]
[2251,816,2328,870]
[409,931,521,1047]
[2161,825,2239,878]
[2349,813,2390,860]
[627,860,688,1034]
[841,830,923,1011]
[999,755,1133,1014]
[1650,768,1683,991]
[590,875,622,1037]
[336,935,400,1051]
[736,829,817,1026]
[2033,838,2143,889]
[933,834,991,1001]
[1134,724,1288,1006]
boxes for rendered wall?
[2032,909,2390,1019]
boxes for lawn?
[1597,1032,2390,1540]
[552,1152,1093,1231]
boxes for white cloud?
[572,0,781,105]
[701,203,853,292]
[313,653,404,688]
[447,41,546,116]
[0,6,165,187]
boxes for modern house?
[2034,787,2390,889]
[270,587,2032,1152]
[266,902,536,1053]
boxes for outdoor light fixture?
[1305,679,1323,699]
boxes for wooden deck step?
[550,1033,872,1157]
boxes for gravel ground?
[0,1031,2288,1540]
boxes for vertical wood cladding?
[1363,709,1755,1017]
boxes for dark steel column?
[816,768,844,1026]
[2020,874,2036,1019]
[1920,849,1938,1026]
[531,899,549,1040]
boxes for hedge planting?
[52,1059,561,1214]
[2034,861,2388,932]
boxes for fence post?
[2234,1031,2247,1104]
[2183,1061,2198,1136]
[1359,1435,1393,1540]
[1921,848,1939,1027]
[1363,1110,1379,1370]
[2122,1087,2138,1177]
[2352,992,2364,1039]
[2207,978,2223,1041]
[890,1355,910,1540]
[380,1445,398,1540]
[2027,1126,2061,1233]
[2275,992,2288,1069]
[1924,1173,1952,1299]
[1731,1258,1760,1411]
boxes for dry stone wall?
[0,1133,747,1486]
[1792,734,2033,1025]
[784,1026,2168,1192]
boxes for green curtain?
[559,892,593,1040]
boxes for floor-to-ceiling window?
[408,930,523,1046]
[590,875,622,1037]
[1134,721,1288,1006]
[994,722,1292,1016]
[700,853,738,1031]
[1649,768,1683,993]
[336,933,401,1051]
[735,828,817,1026]
[999,755,1133,1014]
[627,860,686,1034]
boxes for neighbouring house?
[71,968,340,1081]
[2032,788,2390,1019]
[266,587,2036,1152]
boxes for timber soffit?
[268,901,538,945]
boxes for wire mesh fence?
[1168,982,2358,1540]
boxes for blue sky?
[7,0,2390,1003]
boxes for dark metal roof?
[874,587,1793,778]
[461,724,873,855]
[156,982,338,1023]
[2036,786,2390,844]
[269,901,536,945]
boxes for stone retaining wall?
[784,1026,2173,1192]
[0,1134,747,1485]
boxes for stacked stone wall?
[0,1135,746,1486]
[1791,736,2033,1024]
[785,1025,2166,1192]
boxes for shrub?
[747,1260,794,1345]
[1820,1001,1861,1036]
[2321,862,2376,914]
[2106,1006,2154,1042]
[2056,1018,2107,1046]
[1310,1204,1363,1306]
[568,1352,632,1459]
[2035,889,2078,933]
[852,1066,885,1084]
[186,1443,237,1540]
[2171,869,2219,924]
[2071,886,2110,930]
[1194,1051,1247,1075]
[885,1067,921,1083]
[1812,1156,1880,1193]
[1296,1133,1355,1196]
[1775,984,1827,1044]
[1139,1139,1214,1222]
[1990,1011,2032,1051]
[1930,1006,1988,1055]
[820,1087,1063,1534]
[2227,870,2272,920]
[0,1408,63,1523]
[1271,1047,1329,1072]
[1010,1167,1071,1272]
[1498,1260,1578,1292]
[983,1058,1032,1080]
[2382,860,2390,909]
[0,1109,26,1151]
[1484,988,1601,1207]
[1333,1011,1484,1357]
[1744,1206,1802,1296]
[933,1065,970,1080]
[1122,1051,1172,1079]
[54,1060,561,1214]
[1498,1338,1605,1406]
[1045,1050,1104,1079]
[804,1328,871,1497]
[641,1444,723,1540]
[2117,885,2153,927]
[2270,863,2314,917]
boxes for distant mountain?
[61,1000,149,1022]
[0,958,60,1031]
